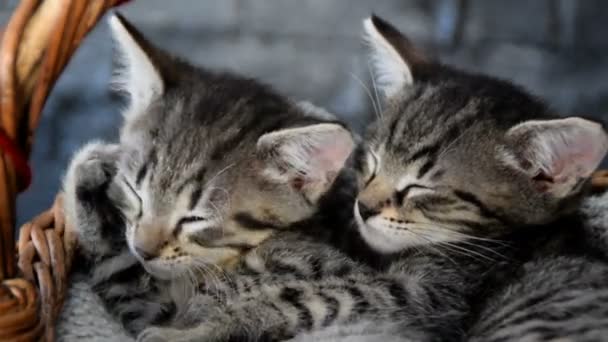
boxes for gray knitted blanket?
[56,191,608,341]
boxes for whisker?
[393,223,499,262]
[191,259,235,302]
[407,230,462,269]
[349,71,381,122]
[207,186,231,207]
[207,201,227,239]
[436,124,475,161]
[208,263,236,295]
[202,163,236,191]
[437,240,497,262]
[425,242,485,262]
[415,222,510,246]
[191,262,218,292]
[203,265,225,296]
[449,238,510,260]
[366,60,383,121]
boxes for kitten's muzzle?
[133,220,169,261]
[134,246,157,261]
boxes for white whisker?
[349,71,382,122]
[436,124,475,161]
[437,240,497,262]
[415,222,510,246]
[208,201,227,239]
[201,163,236,194]
[407,230,461,269]
[366,60,384,120]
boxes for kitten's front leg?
[137,305,284,342]
[138,276,381,342]
[139,268,464,342]
[63,141,124,260]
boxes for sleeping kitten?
[345,16,608,342]
[63,13,367,337]
[139,16,608,342]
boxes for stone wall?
[1,0,607,224]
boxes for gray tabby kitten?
[349,16,608,342]
[133,16,608,342]
[64,13,368,339]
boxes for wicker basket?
[0,1,607,341]
[0,1,129,341]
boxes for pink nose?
[133,222,168,260]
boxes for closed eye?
[178,216,208,225]
[174,216,209,237]
[395,184,434,205]
[364,151,380,187]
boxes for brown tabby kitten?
[63,13,367,339]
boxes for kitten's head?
[353,15,608,254]
[107,14,354,278]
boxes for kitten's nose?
[134,246,157,261]
[134,221,168,261]
[357,201,379,221]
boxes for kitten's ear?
[257,123,355,203]
[109,13,164,118]
[363,15,429,98]
[504,117,608,197]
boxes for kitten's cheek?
[357,216,408,254]
[358,221,392,253]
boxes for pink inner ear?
[541,131,605,182]
[259,123,355,196]
[309,137,354,182]
[519,118,608,185]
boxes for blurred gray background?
[1,0,607,225]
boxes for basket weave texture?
[0,1,128,341]
[0,1,607,342]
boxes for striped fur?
[348,15,608,342]
[137,247,480,342]
[65,14,475,342]
[468,256,608,342]
[63,13,366,339]
[64,13,608,342]
[166,14,607,342]
[132,16,608,342]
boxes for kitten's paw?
[64,142,121,194]
[63,142,124,255]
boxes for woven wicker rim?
[0,1,130,341]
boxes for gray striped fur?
[63,13,365,339]
[349,15,608,342]
[63,13,608,342]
